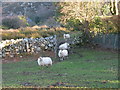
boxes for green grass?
[2,48,118,88]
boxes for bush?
[27,13,41,25]
[18,16,29,26]
[2,17,26,29]
[66,18,83,31]
[89,16,118,35]
[0,26,9,29]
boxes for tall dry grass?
[2,27,70,40]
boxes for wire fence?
[92,34,119,49]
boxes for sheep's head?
[65,43,69,46]
[39,57,43,61]
[59,50,63,55]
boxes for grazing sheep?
[59,43,70,50]
[63,34,70,39]
[37,57,52,66]
[58,49,68,61]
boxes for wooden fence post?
[103,34,106,44]
[114,34,118,49]
[54,35,57,58]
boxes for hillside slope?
[2,2,58,26]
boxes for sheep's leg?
[59,57,62,61]
[46,64,49,68]
[59,58,62,62]
[49,63,52,66]
[61,57,64,61]
[62,57,64,60]
[62,57,65,61]
[46,64,52,68]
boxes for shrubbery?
[66,18,83,31]
[89,16,119,35]
[2,16,27,29]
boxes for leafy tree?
[56,2,101,24]
[55,2,102,45]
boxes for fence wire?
[92,34,119,49]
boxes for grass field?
[2,47,118,88]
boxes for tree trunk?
[110,0,115,15]
[115,0,119,15]
[110,0,119,15]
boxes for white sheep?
[37,57,52,66]
[58,49,68,61]
[63,34,70,39]
[59,43,70,50]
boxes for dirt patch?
[2,57,20,64]
[94,46,118,54]
[85,59,95,62]
[2,50,55,64]
[48,82,78,88]
[21,82,33,86]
